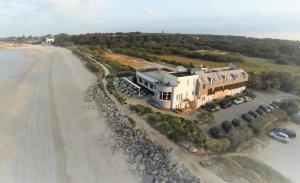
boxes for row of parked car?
[207,95,253,112]
[241,103,279,123]
[209,103,281,139]
[210,118,241,139]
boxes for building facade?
[136,65,248,110]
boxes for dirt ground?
[104,52,171,70]
[0,46,139,183]
[253,122,300,183]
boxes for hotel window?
[167,92,171,100]
[144,81,148,86]
[149,83,153,89]
[159,92,162,100]
[203,84,206,89]
[139,77,142,83]
[162,92,172,100]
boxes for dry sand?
[0,46,139,183]
[253,122,300,183]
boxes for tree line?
[247,71,300,95]
[54,32,300,65]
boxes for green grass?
[156,55,227,68]
[156,54,300,76]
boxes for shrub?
[86,61,102,73]
[248,121,264,135]
[204,138,231,153]
[147,113,162,121]
[158,122,173,134]
[248,109,288,134]
[228,125,254,149]
[130,104,153,115]
[278,99,300,116]
[197,112,215,125]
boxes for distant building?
[41,35,55,45]
[45,37,55,44]
[136,64,248,110]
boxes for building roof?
[197,68,247,84]
[170,71,194,77]
[137,70,165,83]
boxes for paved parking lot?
[212,90,299,128]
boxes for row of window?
[175,104,182,109]
[138,77,156,90]
[159,92,172,101]
[176,94,184,100]
[208,82,247,95]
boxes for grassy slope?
[202,155,292,183]
[156,54,300,76]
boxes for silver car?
[269,131,290,143]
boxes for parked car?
[222,121,232,132]
[207,104,221,112]
[268,105,276,111]
[220,100,233,108]
[248,110,258,119]
[269,131,290,143]
[210,127,225,139]
[256,109,265,115]
[243,96,252,102]
[231,118,241,127]
[242,113,255,122]
[259,105,271,113]
[270,103,279,109]
[272,128,296,138]
[233,97,245,105]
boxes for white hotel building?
[136,65,248,110]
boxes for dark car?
[256,109,265,115]
[222,121,232,132]
[207,104,221,112]
[220,100,233,108]
[248,110,258,119]
[272,128,296,138]
[232,118,241,127]
[242,113,255,122]
[210,127,225,139]
[259,105,271,113]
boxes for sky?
[1,0,300,40]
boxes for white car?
[269,131,290,143]
[233,97,244,105]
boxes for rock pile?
[88,82,200,183]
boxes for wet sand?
[0,46,138,183]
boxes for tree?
[54,33,72,46]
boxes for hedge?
[228,125,254,149]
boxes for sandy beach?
[0,46,139,183]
